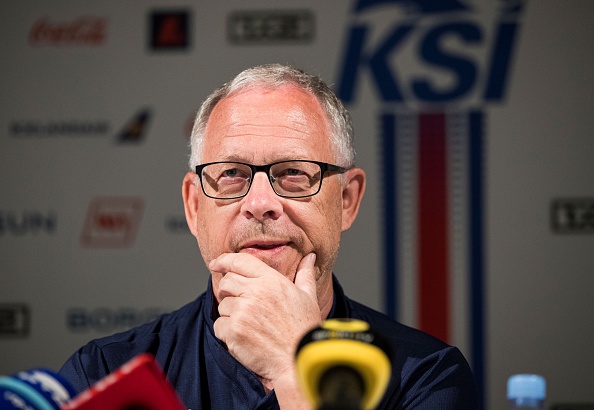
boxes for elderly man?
[59,64,479,409]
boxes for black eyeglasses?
[195,160,349,199]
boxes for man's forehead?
[201,85,334,163]
[209,148,315,164]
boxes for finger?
[217,295,240,318]
[213,316,231,344]
[294,253,317,299]
[209,252,275,279]
[218,271,250,299]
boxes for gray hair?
[188,64,355,169]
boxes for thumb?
[294,253,317,299]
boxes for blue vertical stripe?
[469,110,485,407]
[381,112,397,319]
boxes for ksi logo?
[336,0,526,401]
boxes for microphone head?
[62,354,186,410]
[295,318,391,410]
[0,368,77,410]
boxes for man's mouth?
[241,241,290,251]
[251,244,282,250]
[236,237,296,255]
[235,239,300,279]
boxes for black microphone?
[295,318,391,410]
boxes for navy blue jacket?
[59,277,479,409]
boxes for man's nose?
[240,172,284,221]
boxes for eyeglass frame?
[195,159,350,200]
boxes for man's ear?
[341,167,366,232]
[182,172,201,237]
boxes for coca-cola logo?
[29,16,107,46]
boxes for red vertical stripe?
[417,112,449,342]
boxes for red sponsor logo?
[29,16,107,46]
[81,197,144,248]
